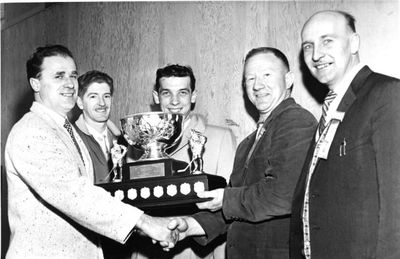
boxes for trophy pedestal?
[122,158,189,179]
[96,173,226,214]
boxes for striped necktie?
[318,90,337,135]
[63,119,85,165]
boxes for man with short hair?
[290,10,400,258]
[131,64,236,259]
[153,64,236,182]
[74,70,120,184]
[4,44,179,258]
[168,47,317,259]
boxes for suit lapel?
[246,98,295,164]
[300,66,372,188]
[337,66,372,113]
[30,103,87,177]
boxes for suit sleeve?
[222,108,317,222]
[371,79,400,259]
[5,123,143,244]
[192,210,230,245]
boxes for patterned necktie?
[63,119,85,165]
[318,90,337,135]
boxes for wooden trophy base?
[96,172,226,215]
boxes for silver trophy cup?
[121,112,184,160]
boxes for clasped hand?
[135,214,189,251]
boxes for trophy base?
[96,173,227,213]
[122,158,189,180]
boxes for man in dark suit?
[168,47,317,259]
[290,10,400,259]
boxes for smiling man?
[290,10,400,259]
[167,47,317,259]
[74,70,121,184]
[131,64,236,259]
[4,45,180,259]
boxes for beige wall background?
[2,1,400,156]
[1,1,399,255]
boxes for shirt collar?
[85,121,108,139]
[330,62,365,97]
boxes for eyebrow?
[54,70,78,76]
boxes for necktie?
[245,122,264,163]
[103,135,110,159]
[63,119,85,165]
[318,90,337,135]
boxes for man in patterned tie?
[290,10,400,259]
[74,70,121,184]
[4,44,182,258]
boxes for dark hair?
[26,44,74,82]
[155,64,196,92]
[78,70,114,97]
[244,47,290,71]
[336,10,356,32]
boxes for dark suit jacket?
[74,115,116,184]
[193,98,317,259]
[290,66,400,259]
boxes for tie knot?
[63,119,73,131]
[325,90,337,102]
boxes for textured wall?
[2,1,400,155]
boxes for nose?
[253,76,264,91]
[64,77,75,89]
[170,94,179,105]
[312,44,324,62]
[99,96,106,106]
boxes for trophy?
[120,111,189,179]
[96,111,226,211]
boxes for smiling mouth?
[315,63,332,70]
[255,93,270,98]
[61,93,74,97]
[168,108,182,113]
[95,107,108,112]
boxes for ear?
[350,33,360,54]
[152,90,160,104]
[285,71,294,90]
[76,96,84,110]
[30,78,40,92]
[191,90,197,104]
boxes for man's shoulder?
[277,99,317,125]
[6,111,49,147]
[10,112,43,134]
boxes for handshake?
[134,214,205,251]
[133,188,225,250]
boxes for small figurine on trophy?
[189,129,207,174]
[110,140,127,182]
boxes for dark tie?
[318,90,337,135]
[63,119,85,165]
